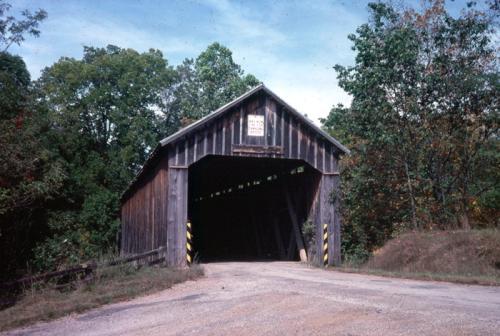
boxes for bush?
[365,230,500,277]
[33,190,120,271]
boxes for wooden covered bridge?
[120,84,349,267]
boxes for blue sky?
[9,0,474,123]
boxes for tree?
[0,2,59,278]
[323,0,499,262]
[168,42,259,123]
[0,52,64,278]
[0,0,47,51]
[33,45,176,269]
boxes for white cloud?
[202,0,287,46]
[11,12,204,77]
[230,45,352,125]
[12,0,361,124]
[48,17,197,54]
[200,0,358,124]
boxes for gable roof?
[159,83,350,154]
[121,83,349,201]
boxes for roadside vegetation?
[338,230,500,286]
[318,1,500,284]
[322,1,499,268]
[0,263,204,331]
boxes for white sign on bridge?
[247,114,264,136]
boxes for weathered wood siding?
[166,167,188,266]
[121,155,168,255]
[121,88,342,266]
[309,174,340,266]
[165,92,340,174]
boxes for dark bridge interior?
[188,155,321,262]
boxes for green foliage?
[31,45,176,270]
[0,51,65,278]
[168,42,259,122]
[301,219,316,248]
[31,43,258,271]
[0,0,47,52]
[33,191,120,270]
[39,45,176,175]
[301,219,317,262]
[0,52,29,116]
[0,38,259,274]
[323,0,499,260]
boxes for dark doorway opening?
[188,155,321,262]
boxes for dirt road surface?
[5,262,500,336]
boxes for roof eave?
[122,83,350,201]
[159,83,350,155]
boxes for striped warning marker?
[323,223,328,267]
[186,221,193,266]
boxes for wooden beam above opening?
[232,144,283,156]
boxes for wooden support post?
[312,174,339,266]
[166,167,188,267]
[272,217,286,259]
[286,227,296,260]
[332,175,342,266]
[284,184,307,262]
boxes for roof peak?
[159,83,349,155]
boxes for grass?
[335,266,500,286]
[336,229,500,286]
[0,263,204,332]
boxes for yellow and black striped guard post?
[323,223,328,267]
[186,221,193,266]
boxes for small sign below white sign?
[247,114,264,136]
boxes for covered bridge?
[120,84,349,267]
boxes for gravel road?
[5,262,500,336]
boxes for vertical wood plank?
[325,143,332,172]
[177,141,185,166]
[215,121,223,155]
[196,130,204,161]
[203,129,208,157]
[266,97,275,146]
[224,117,232,154]
[177,168,188,265]
[222,121,226,155]
[166,168,177,265]
[283,112,290,157]
[291,117,298,158]
[161,156,168,248]
[332,175,341,265]
[166,167,188,266]
[206,127,213,156]
[297,122,301,158]
[212,124,217,154]
[120,202,126,254]
[234,108,241,145]
[276,104,282,147]
[240,105,246,145]
[307,134,315,167]
[320,174,337,266]
[313,138,318,170]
